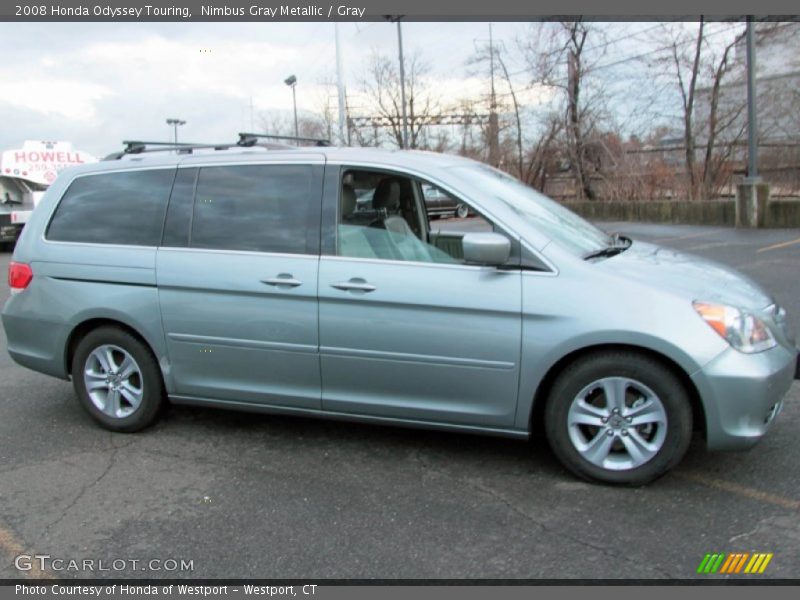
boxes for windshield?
[449,163,614,256]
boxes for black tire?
[71,326,165,432]
[544,351,692,486]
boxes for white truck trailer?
[1,140,97,248]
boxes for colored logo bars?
[697,552,773,574]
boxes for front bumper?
[692,344,797,451]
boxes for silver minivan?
[3,140,797,485]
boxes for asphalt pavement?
[0,222,798,580]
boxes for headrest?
[372,178,401,211]
[341,184,357,216]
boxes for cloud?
[0,76,112,120]
[0,21,531,155]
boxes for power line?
[502,21,677,79]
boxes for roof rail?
[102,133,330,161]
[103,140,237,160]
[237,132,331,147]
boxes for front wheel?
[455,204,470,219]
[544,351,692,485]
[72,326,165,432]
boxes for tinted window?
[47,169,175,246]
[191,165,318,254]
[161,168,197,247]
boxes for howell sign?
[1,140,97,187]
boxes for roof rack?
[103,133,331,161]
[237,132,331,147]
[103,140,238,160]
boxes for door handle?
[331,278,377,293]
[261,274,303,288]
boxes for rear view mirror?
[462,232,511,266]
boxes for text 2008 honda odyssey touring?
[3,137,797,484]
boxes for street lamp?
[284,75,299,141]
[166,118,186,146]
[384,15,409,149]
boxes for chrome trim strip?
[320,345,515,370]
[168,333,318,354]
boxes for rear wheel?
[544,351,692,485]
[72,326,165,432]
[455,204,469,219]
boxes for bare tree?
[357,50,439,149]
[698,28,747,199]
[257,110,329,141]
[665,18,705,199]
[469,41,526,178]
[523,114,562,191]
[521,21,607,200]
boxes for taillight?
[8,262,33,293]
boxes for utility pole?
[487,23,499,166]
[736,17,769,228]
[745,17,759,182]
[335,22,348,146]
[384,15,410,149]
[396,18,409,149]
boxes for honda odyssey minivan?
[3,138,797,485]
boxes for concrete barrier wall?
[563,199,800,228]
[767,200,800,227]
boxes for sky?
[0,20,737,158]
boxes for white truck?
[1,141,96,249]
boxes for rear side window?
[190,164,320,254]
[46,169,175,246]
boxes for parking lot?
[0,222,798,580]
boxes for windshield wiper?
[584,246,625,260]
[583,234,632,261]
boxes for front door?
[318,167,522,428]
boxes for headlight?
[693,301,777,353]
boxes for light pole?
[166,118,186,146]
[745,17,760,183]
[284,75,299,141]
[384,15,409,149]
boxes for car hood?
[599,240,773,310]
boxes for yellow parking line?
[0,522,53,580]
[678,472,800,511]
[757,237,800,253]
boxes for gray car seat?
[371,178,415,237]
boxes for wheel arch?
[65,318,162,378]
[528,343,706,440]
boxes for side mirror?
[462,232,511,266]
